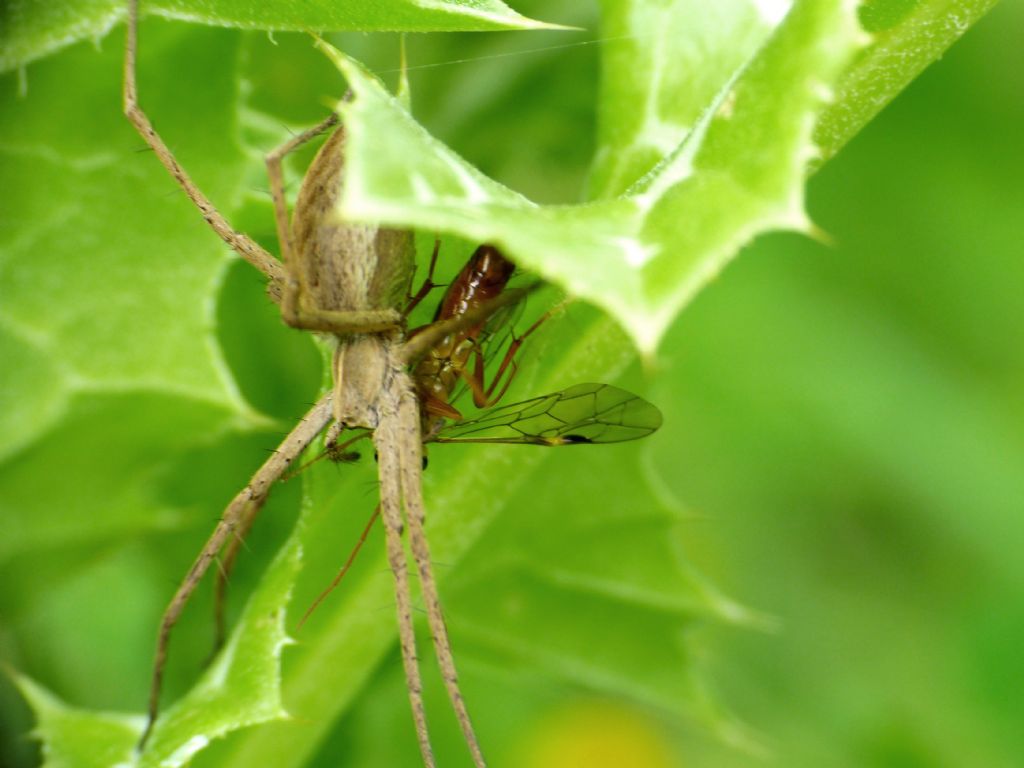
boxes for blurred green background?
[1,1,1022,766]
[664,0,1024,764]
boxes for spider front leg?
[138,395,333,750]
[123,0,286,297]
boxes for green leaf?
[586,0,783,200]
[14,676,140,768]
[815,0,1002,162]
[0,394,234,562]
[325,0,866,353]
[0,19,315,766]
[444,442,761,735]
[0,23,255,426]
[14,501,303,767]
[0,1,1003,766]
[138,506,304,766]
[0,23,261,562]
[0,0,558,73]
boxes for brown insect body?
[414,245,515,432]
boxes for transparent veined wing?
[431,383,662,445]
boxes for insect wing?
[432,383,662,445]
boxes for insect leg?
[138,394,333,749]
[403,238,443,316]
[399,283,539,366]
[123,0,286,297]
[468,309,551,408]
[374,411,437,768]
[396,387,487,768]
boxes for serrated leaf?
[14,504,304,768]
[0,0,559,73]
[1,1,1004,766]
[137,508,304,767]
[15,676,140,768]
[325,0,864,353]
[0,23,256,457]
[445,443,752,718]
[815,0,1002,162]
[0,20,311,767]
[587,0,783,200]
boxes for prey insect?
[315,243,662,476]
[412,245,662,449]
[301,246,662,617]
[124,3,526,765]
